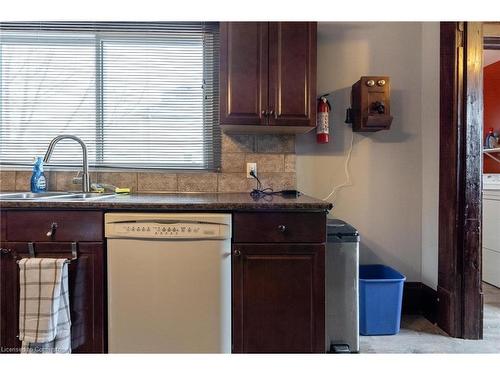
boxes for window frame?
[0,25,221,172]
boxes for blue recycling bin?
[359,265,406,335]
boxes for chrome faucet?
[43,135,90,192]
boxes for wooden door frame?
[438,22,483,339]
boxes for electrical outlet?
[246,162,257,179]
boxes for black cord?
[249,170,274,198]
[249,170,300,199]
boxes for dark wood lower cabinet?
[232,243,325,353]
[0,241,105,353]
[1,209,327,354]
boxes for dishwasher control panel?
[105,213,232,240]
[106,221,230,239]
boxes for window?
[0,22,220,170]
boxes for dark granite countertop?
[0,192,333,212]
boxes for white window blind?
[0,22,220,170]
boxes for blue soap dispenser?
[31,156,47,193]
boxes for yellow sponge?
[114,187,130,194]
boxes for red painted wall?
[484,60,500,173]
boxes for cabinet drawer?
[233,212,326,243]
[5,211,103,242]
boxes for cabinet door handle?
[277,225,286,232]
[269,109,275,116]
[0,248,12,255]
[261,110,269,116]
[233,249,241,257]
[46,222,58,237]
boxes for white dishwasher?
[105,212,232,353]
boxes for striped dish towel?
[18,258,72,354]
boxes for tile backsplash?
[0,134,296,193]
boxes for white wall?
[420,23,440,289]
[296,22,440,284]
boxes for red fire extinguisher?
[317,96,331,144]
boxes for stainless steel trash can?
[326,219,360,353]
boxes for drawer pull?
[277,225,286,232]
[0,248,12,255]
[46,222,58,237]
[234,249,241,257]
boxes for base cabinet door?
[232,243,325,353]
[0,246,19,353]
[0,242,104,353]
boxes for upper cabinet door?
[268,22,317,127]
[220,22,268,126]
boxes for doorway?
[438,22,483,339]
[437,22,500,340]
[480,24,500,343]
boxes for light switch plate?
[246,163,257,179]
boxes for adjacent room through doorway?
[481,27,500,345]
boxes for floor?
[360,282,500,353]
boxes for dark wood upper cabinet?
[220,22,268,126]
[220,22,317,133]
[268,22,317,127]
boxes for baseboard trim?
[403,282,438,323]
[402,282,422,315]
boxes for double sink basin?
[0,192,115,201]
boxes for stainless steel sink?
[0,192,115,201]
[56,193,115,200]
[0,192,72,200]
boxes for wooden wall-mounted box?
[351,76,393,132]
